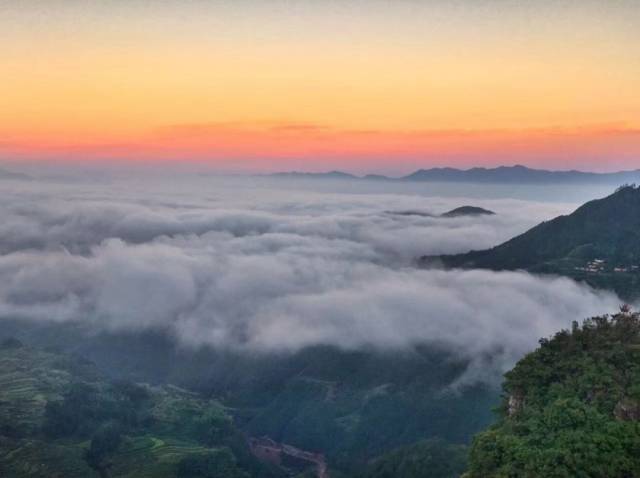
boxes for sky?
[1,0,639,173]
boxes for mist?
[0,173,623,384]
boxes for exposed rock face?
[614,397,640,421]
[249,436,329,478]
[507,393,525,417]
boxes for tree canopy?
[467,307,640,477]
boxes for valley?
[0,178,637,477]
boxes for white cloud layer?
[0,175,622,384]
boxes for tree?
[360,439,468,478]
[467,309,640,477]
[176,449,250,478]
[84,423,123,478]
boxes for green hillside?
[0,322,499,477]
[238,346,495,471]
[0,338,275,478]
[428,185,640,300]
[466,307,640,477]
[358,438,467,478]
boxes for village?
[574,259,640,274]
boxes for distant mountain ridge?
[269,170,357,180]
[387,205,496,218]
[267,165,640,184]
[401,165,640,183]
[0,167,30,180]
[424,185,640,299]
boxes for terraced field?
[111,436,212,478]
[0,438,89,477]
[0,340,254,478]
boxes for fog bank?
[0,175,622,384]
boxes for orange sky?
[1,1,639,173]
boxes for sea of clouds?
[0,173,623,384]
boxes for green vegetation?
[176,449,249,478]
[466,307,640,477]
[12,283,640,477]
[0,339,275,478]
[85,423,123,477]
[237,346,496,471]
[431,185,640,300]
[0,327,496,477]
[359,438,468,478]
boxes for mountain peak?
[0,167,31,180]
[441,206,496,218]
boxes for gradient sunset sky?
[1,0,639,173]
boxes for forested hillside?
[0,339,278,478]
[466,307,640,477]
[0,323,498,477]
[428,186,640,300]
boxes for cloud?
[0,175,622,385]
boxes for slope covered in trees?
[466,307,640,477]
[427,186,640,300]
[358,439,467,478]
[0,339,277,478]
[0,322,498,477]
